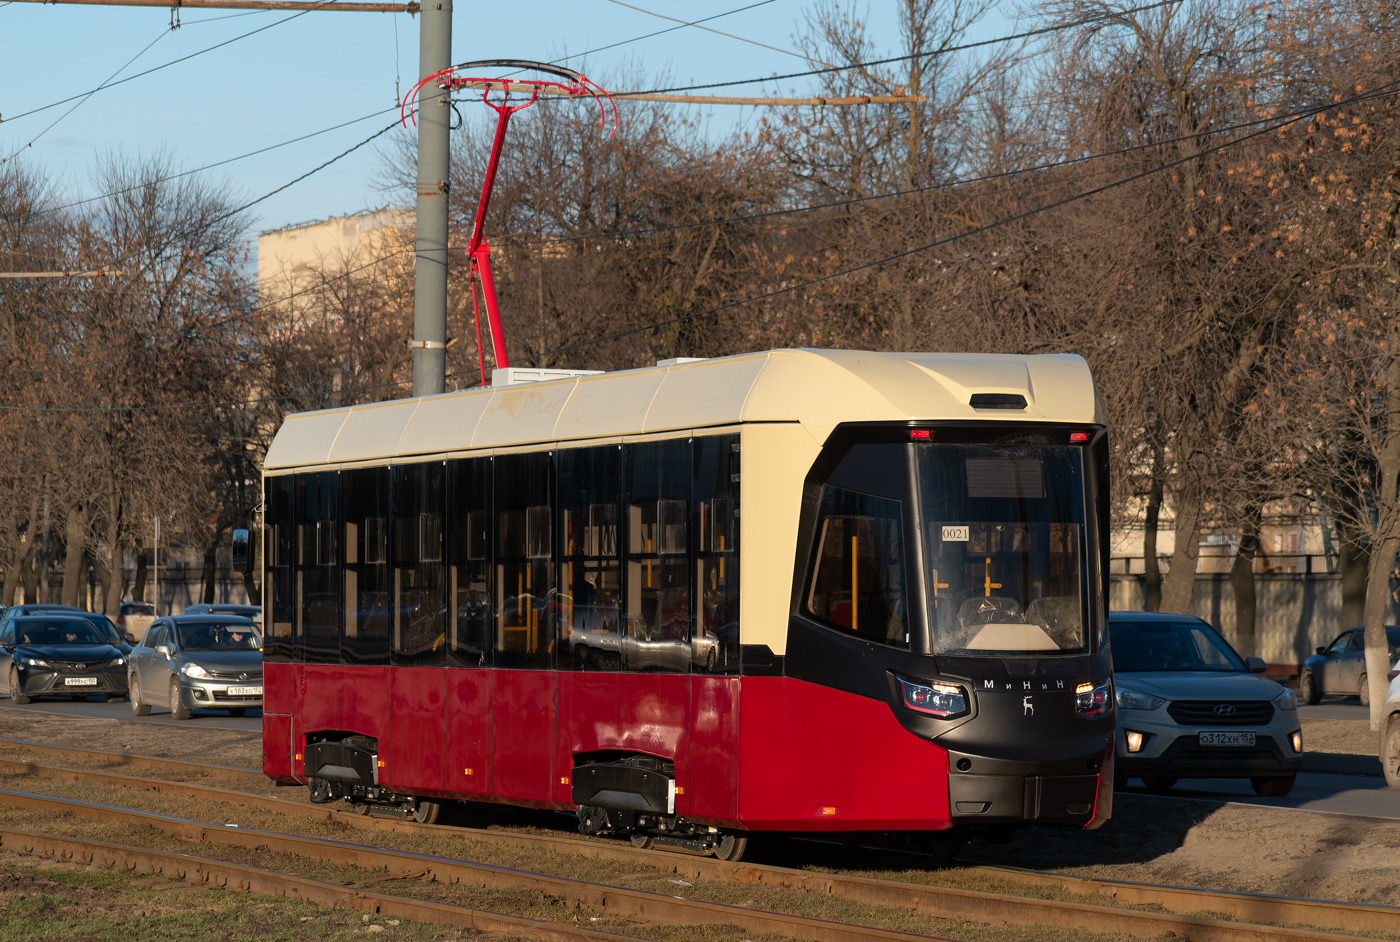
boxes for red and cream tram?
[251,349,1114,860]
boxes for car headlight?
[1115,685,1165,711]
[20,657,50,669]
[1076,678,1114,716]
[1273,687,1297,711]
[180,663,212,679]
[897,676,969,717]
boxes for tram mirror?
[232,529,252,574]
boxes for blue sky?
[0,1,1013,246]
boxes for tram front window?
[919,444,1090,656]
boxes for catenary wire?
[0,0,343,126]
[515,76,1400,364]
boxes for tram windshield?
[919,444,1090,656]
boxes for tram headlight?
[897,676,968,718]
[1114,685,1164,711]
[1075,678,1113,716]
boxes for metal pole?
[411,0,452,398]
[154,516,160,618]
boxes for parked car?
[129,615,262,719]
[117,600,156,643]
[1300,626,1400,706]
[181,604,262,625]
[1378,667,1400,789]
[1109,611,1303,796]
[0,614,129,703]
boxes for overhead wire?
[514,75,1400,365]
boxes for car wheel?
[168,678,191,720]
[130,676,151,716]
[1142,776,1177,792]
[9,666,30,704]
[705,648,717,672]
[1251,773,1296,797]
[1383,717,1400,791]
[1299,671,1321,705]
[1359,673,1370,708]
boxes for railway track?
[0,736,1395,941]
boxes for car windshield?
[81,614,122,644]
[18,621,106,646]
[918,444,1092,656]
[1110,619,1247,672]
[176,622,259,652]
[123,602,155,615]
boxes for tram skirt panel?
[493,670,559,805]
[737,676,952,830]
[387,667,447,794]
[555,671,630,806]
[687,674,741,824]
[447,668,495,796]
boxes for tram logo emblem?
[1022,696,1034,716]
[1214,704,1236,717]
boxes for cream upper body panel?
[263,349,1100,471]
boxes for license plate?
[1200,731,1255,747]
[63,677,97,687]
[228,686,262,697]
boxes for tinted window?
[393,462,447,667]
[625,439,692,672]
[804,486,909,650]
[1109,618,1246,672]
[448,457,493,668]
[559,445,622,671]
[342,466,391,665]
[694,435,740,674]
[495,452,554,669]
[264,475,295,662]
[19,621,105,645]
[177,621,259,651]
[297,471,341,664]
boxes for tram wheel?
[351,802,370,815]
[130,677,150,716]
[412,800,441,825]
[1250,773,1295,797]
[308,777,334,804]
[915,831,964,866]
[629,833,654,850]
[1141,776,1177,792]
[712,834,747,862]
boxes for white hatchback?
[1109,612,1303,797]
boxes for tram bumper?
[945,743,1114,828]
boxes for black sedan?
[0,614,129,703]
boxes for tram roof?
[264,348,1103,471]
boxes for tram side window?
[626,439,692,673]
[447,457,492,668]
[264,475,295,663]
[296,471,341,664]
[803,487,909,650]
[496,452,554,670]
[393,462,447,668]
[693,435,739,674]
[558,445,622,672]
[342,466,391,666]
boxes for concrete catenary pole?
[411,0,452,397]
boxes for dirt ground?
[1,710,1397,911]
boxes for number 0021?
[942,525,969,542]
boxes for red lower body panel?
[386,667,447,794]
[446,669,494,796]
[738,676,951,830]
[492,670,558,805]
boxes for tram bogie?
[256,350,1115,860]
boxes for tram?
[247,348,1115,861]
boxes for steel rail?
[0,789,956,942]
[0,825,638,942]
[0,736,265,780]
[0,782,1382,942]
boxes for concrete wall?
[1110,573,1400,670]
